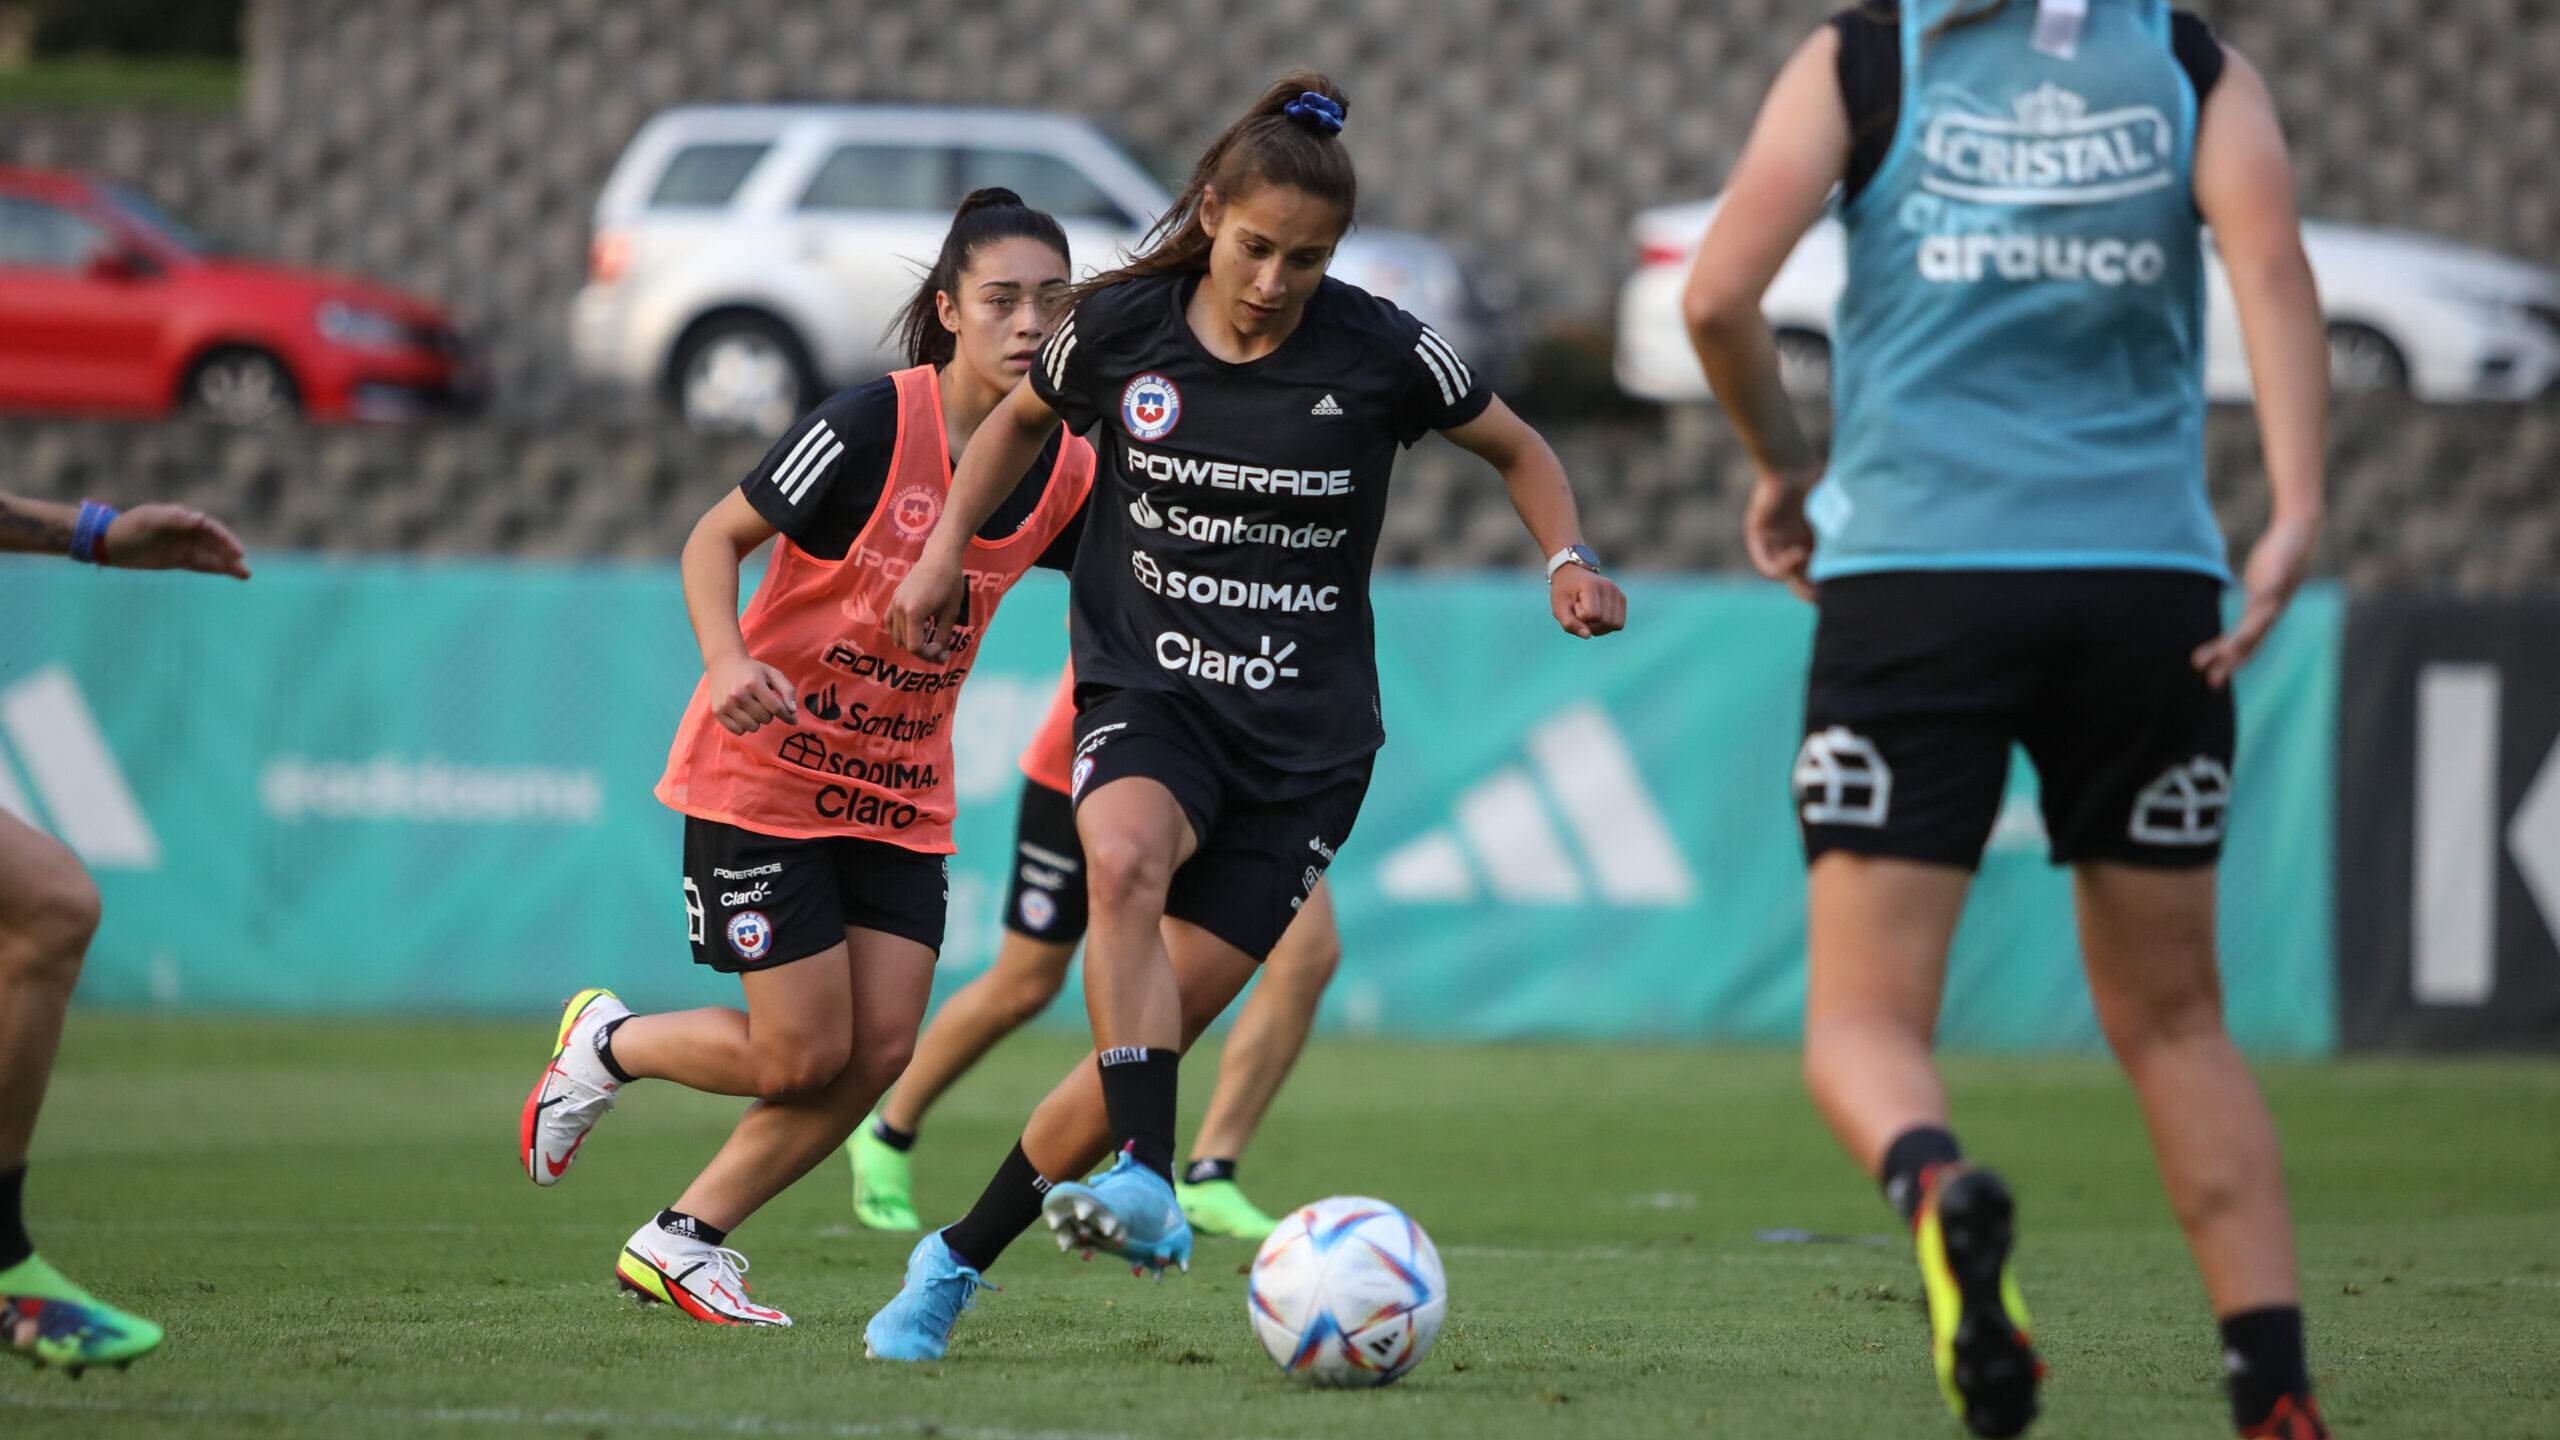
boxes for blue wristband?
[70,501,118,565]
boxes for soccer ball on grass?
[1244,1196,1446,1387]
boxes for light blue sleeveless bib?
[1809,0,2227,583]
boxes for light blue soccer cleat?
[1040,1148,1192,1276]
[862,1231,986,1362]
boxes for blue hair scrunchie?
[1282,91,1344,135]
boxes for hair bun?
[1282,91,1344,136]
[954,186,1027,215]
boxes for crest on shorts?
[888,483,942,540]
[1120,373,1182,441]
[726,909,774,961]
[1070,754,1096,798]
[1018,886,1058,933]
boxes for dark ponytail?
[1075,71,1357,301]
[1925,0,2011,43]
[891,187,1072,369]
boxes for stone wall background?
[0,1,2554,587]
[7,0,2558,415]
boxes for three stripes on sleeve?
[766,420,843,508]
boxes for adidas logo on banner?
[0,666,160,870]
[1377,702,1693,907]
[1310,394,1344,416]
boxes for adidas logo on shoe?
[1310,394,1344,416]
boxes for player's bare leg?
[882,933,1076,1136]
[851,930,1075,1229]
[1800,854,1968,1169]
[2075,862,2313,1428]
[1180,881,1340,1237]
[0,812,161,1371]
[1801,853,2036,1435]
[611,928,933,1325]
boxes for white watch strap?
[1546,546,1587,578]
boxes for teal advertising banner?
[0,559,2339,1054]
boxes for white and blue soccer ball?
[1246,1196,1446,1387]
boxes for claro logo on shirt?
[1919,83,2174,206]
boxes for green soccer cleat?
[1,1254,163,1374]
[848,1120,921,1231]
[1175,1176,1280,1240]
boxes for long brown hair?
[1073,71,1357,301]
[1925,0,2011,42]
[890,187,1071,369]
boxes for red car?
[0,165,483,424]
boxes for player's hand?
[1744,467,1817,602]
[885,550,967,662]
[102,504,250,579]
[707,654,798,735]
[1550,566,1625,638]
[2193,508,2319,689]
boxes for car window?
[0,196,111,270]
[798,145,952,211]
[958,150,1133,225]
[648,143,773,209]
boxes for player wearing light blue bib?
[1814,0,2224,581]
[1684,3,2331,1437]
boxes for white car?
[575,105,1513,435]
[1615,195,2560,405]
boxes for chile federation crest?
[1120,373,1182,441]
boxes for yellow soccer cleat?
[1914,1164,2042,1438]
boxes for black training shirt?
[1033,273,1492,771]
[740,375,1084,568]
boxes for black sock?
[871,1116,917,1152]
[654,1208,727,1246]
[1097,1046,1179,1182]
[940,1143,1052,1273]
[1183,1157,1237,1186]
[2221,1306,2310,1429]
[1879,1126,1964,1225]
[0,1164,29,1271]
[594,1015,635,1084]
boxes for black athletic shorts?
[1004,778,1088,944]
[1797,569,2236,871]
[681,817,948,972]
[1069,686,1370,961]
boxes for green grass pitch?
[2,1015,2554,1438]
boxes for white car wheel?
[2325,322,2409,397]
[186,348,299,426]
[1775,329,1834,399]
[676,318,811,438]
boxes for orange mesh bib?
[1017,661,1078,795]
[658,365,1093,851]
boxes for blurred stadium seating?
[1,0,2554,584]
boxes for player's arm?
[886,380,1060,661]
[0,492,250,577]
[680,489,796,735]
[1442,399,1625,639]
[2189,46,2325,689]
[1680,24,1849,602]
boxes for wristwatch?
[1545,543,1602,580]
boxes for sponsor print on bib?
[726,909,774,961]
[1121,373,1182,441]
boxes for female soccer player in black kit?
[863,72,1626,1361]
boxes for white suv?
[574,105,1511,435]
